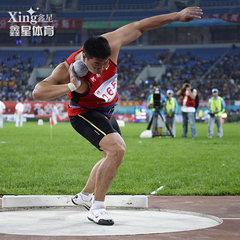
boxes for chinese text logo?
[8,7,54,37]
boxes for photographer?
[177,80,197,139]
[207,88,225,138]
[147,86,166,137]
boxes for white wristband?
[67,82,77,92]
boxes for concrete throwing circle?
[0,209,222,236]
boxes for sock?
[91,200,105,210]
[80,191,93,202]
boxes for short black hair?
[83,36,111,60]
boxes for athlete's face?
[84,55,109,74]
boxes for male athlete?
[33,7,202,225]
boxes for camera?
[153,87,162,109]
[185,84,189,88]
[208,111,215,117]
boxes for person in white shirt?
[52,104,59,125]
[15,99,25,127]
[0,99,6,128]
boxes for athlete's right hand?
[68,64,82,91]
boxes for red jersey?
[66,47,118,117]
[180,89,196,108]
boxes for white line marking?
[150,186,164,195]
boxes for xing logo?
[8,7,54,37]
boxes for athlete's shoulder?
[66,47,84,65]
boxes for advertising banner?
[4,101,68,116]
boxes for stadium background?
[0,0,240,123]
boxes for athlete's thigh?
[99,116,125,153]
[69,111,117,150]
[99,132,126,154]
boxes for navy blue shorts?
[69,111,121,151]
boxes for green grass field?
[0,121,239,196]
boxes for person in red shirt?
[32,7,202,226]
[176,81,197,139]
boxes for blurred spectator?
[0,57,33,102]
[0,49,240,103]
[197,107,205,122]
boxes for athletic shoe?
[87,207,114,225]
[71,193,92,210]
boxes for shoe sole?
[71,197,91,211]
[87,216,114,226]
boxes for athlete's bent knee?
[100,133,126,164]
[110,142,126,165]
[104,141,125,166]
